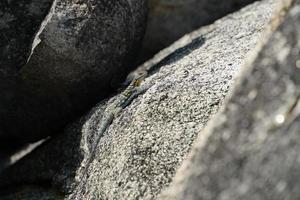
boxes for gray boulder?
[137,0,258,64]
[0,0,148,144]
[160,0,300,199]
[0,0,279,199]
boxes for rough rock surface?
[137,0,258,64]
[160,0,300,199]
[0,0,279,199]
[0,0,148,144]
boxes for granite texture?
[160,0,300,199]
[0,0,148,144]
[0,0,279,199]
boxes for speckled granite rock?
[137,0,258,64]
[0,0,279,199]
[0,0,147,144]
[159,0,300,199]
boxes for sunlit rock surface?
[160,0,300,199]
[0,0,280,199]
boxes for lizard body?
[90,72,149,160]
[72,73,151,197]
[95,73,148,138]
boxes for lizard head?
[133,79,142,87]
[133,73,147,87]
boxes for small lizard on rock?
[70,72,151,197]
[85,36,206,166]
[94,72,149,142]
[77,72,151,186]
[75,35,205,193]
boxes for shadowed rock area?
[0,0,54,149]
[0,0,148,144]
[160,0,300,199]
[0,0,279,199]
[137,0,259,64]
[0,0,53,73]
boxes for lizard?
[73,34,205,195]
[71,72,151,197]
[92,72,149,149]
